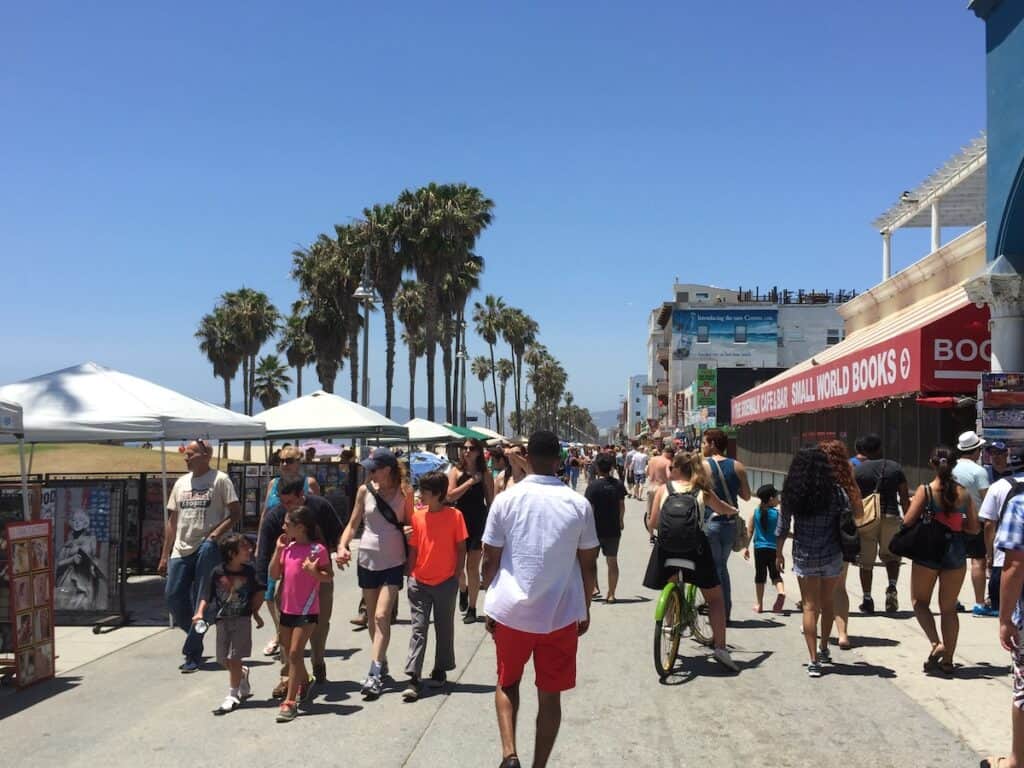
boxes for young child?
[269,506,331,723]
[743,484,786,613]
[401,470,468,701]
[193,533,264,715]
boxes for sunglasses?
[280,457,299,464]
[462,445,478,451]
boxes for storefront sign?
[672,309,778,365]
[731,303,989,425]
[696,368,717,407]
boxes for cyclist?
[643,451,740,672]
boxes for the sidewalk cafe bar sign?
[731,302,990,425]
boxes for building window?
[734,324,747,343]
[697,324,709,343]
[634,411,641,417]
[697,363,708,370]
[695,292,709,300]
[635,398,640,404]
[827,329,841,345]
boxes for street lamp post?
[457,316,468,426]
[352,257,377,408]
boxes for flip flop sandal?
[213,695,241,715]
[938,661,955,676]
[923,653,942,673]
[838,640,852,650]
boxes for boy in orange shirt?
[402,470,468,701]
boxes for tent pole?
[17,436,29,520]
[27,442,35,476]
[160,440,168,527]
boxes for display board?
[7,520,55,688]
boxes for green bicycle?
[653,556,713,679]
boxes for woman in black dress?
[446,438,494,624]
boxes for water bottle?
[194,619,209,635]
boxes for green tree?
[220,288,281,417]
[495,358,514,437]
[473,294,506,434]
[440,253,483,423]
[195,307,243,410]
[276,303,314,398]
[253,354,292,410]
[499,307,538,434]
[395,280,426,419]
[291,236,352,394]
[398,182,494,422]
[470,356,492,426]
[482,401,496,429]
[334,225,369,403]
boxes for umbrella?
[407,451,449,483]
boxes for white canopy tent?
[382,418,461,444]
[469,425,508,446]
[252,391,408,441]
[0,362,267,521]
[0,399,30,520]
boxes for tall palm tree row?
[219,288,281,417]
[253,355,292,410]
[195,306,243,410]
[472,293,505,434]
[277,303,315,398]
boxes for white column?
[931,201,941,253]
[882,231,892,280]
[964,259,1024,373]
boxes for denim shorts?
[914,532,967,572]
[792,553,843,579]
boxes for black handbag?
[888,486,951,563]
[837,488,861,563]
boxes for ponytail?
[930,446,958,513]
[672,451,710,492]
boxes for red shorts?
[493,622,578,692]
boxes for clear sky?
[1,2,987,417]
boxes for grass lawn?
[0,444,231,476]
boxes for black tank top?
[456,471,487,516]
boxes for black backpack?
[659,485,702,554]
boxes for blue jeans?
[165,540,222,659]
[704,517,735,619]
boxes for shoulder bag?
[888,485,951,563]
[857,460,884,535]
[709,459,750,552]
[365,483,409,558]
[836,487,861,563]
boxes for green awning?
[443,423,491,441]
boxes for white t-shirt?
[631,452,650,475]
[953,458,990,512]
[978,474,1024,568]
[482,475,599,634]
[167,469,239,558]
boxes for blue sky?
[1,2,986,418]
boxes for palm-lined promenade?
[195,183,598,442]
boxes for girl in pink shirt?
[269,506,331,722]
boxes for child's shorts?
[216,616,253,662]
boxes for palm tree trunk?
[221,375,231,410]
[241,358,250,416]
[408,350,417,419]
[442,328,454,424]
[248,354,256,416]
[488,345,500,434]
[349,326,359,403]
[423,288,438,423]
[295,366,303,398]
[383,297,396,419]
[480,379,488,423]
[498,382,506,436]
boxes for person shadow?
[830,635,900,648]
[940,662,1011,680]
[659,650,773,686]
[727,618,784,630]
[826,660,896,678]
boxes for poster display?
[54,486,113,612]
[696,368,718,407]
[672,309,778,365]
[981,373,1024,465]
[7,520,55,688]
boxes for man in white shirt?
[159,439,241,672]
[979,473,1024,616]
[482,430,599,768]
[953,431,994,616]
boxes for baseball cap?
[991,441,1008,452]
[361,448,398,471]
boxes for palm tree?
[253,355,292,410]
[440,254,483,423]
[291,236,352,394]
[499,307,538,434]
[395,280,426,418]
[277,304,314,398]
[221,288,281,416]
[195,307,243,410]
[495,358,514,437]
[471,356,492,424]
[482,401,496,429]
[334,225,369,403]
[399,183,494,422]
[473,294,506,433]
[354,203,406,418]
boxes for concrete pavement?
[0,492,1008,767]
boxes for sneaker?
[956,601,966,613]
[402,678,420,702]
[381,661,389,678]
[272,679,288,700]
[276,701,298,723]
[859,596,875,614]
[712,647,739,673]
[463,607,478,625]
[973,604,999,617]
[816,647,832,664]
[179,657,200,674]
[262,638,279,656]
[459,589,469,613]
[499,756,522,768]
[298,676,314,702]
[312,662,327,684]
[238,666,252,700]
[213,694,240,715]
[427,669,447,688]
[361,674,383,699]
[885,587,899,613]
[807,662,823,678]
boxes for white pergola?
[872,133,987,281]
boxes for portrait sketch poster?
[7,520,55,688]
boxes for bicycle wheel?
[687,583,714,647]
[653,586,682,679]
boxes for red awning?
[731,286,989,425]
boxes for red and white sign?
[731,303,989,425]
